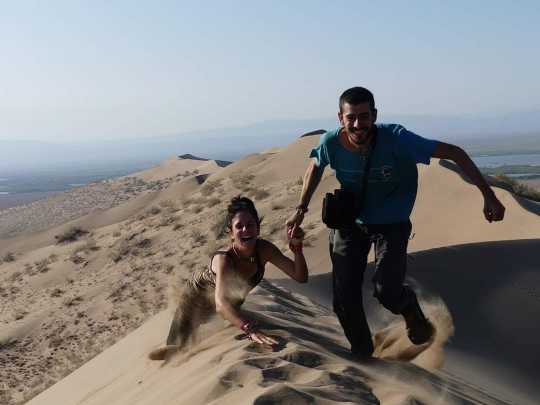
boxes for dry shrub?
[73,238,100,255]
[157,214,176,227]
[34,258,50,273]
[110,236,152,262]
[252,188,270,201]
[2,252,16,263]
[146,206,162,216]
[50,288,64,297]
[48,253,59,263]
[159,199,180,213]
[181,197,194,207]
[63,295,83,307]
[265,221,283,237]
[165,264,175,274]
[494,174,540,201]
[206,196,221,208]
[112,230,121,237]
[191,204,204,214]
[232,173,255,191]
[212,215,228,239]
[200,182,216,197]
[204,239,217,258]
[110,240,131,262]
[190,229,207,246]
[55,226,88,243]
[69,252,85,264]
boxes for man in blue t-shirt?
[286,87,505,358]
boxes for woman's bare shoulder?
[257,238,281,260]
[211,250,233,273]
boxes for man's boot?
[401,298,434,345]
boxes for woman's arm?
[260,239,308,283]
[213,254,278,345]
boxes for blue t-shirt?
[310,123,438,224]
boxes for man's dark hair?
[225,196,261,232]
[339,87,376,112]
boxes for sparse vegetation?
[165,263,175,274]
[251,188,270,201]
[63,295,83,307]
[2,252,16,263]
[265,221,283,237]
[492,174,540,202]
[212,215,228,239]
[146,206,162,216]
[72,238,100,256]
[69,252,86,264]
[55,226,88,243]
[112,230,121,237]
[110,235,152,262]
[232,173,255,192]
[206,197,221,208]
[159,199,180,213]
[190,229,207,246]
[157,214,177,227]
[200,183,216,196]
[34,258,50,273]
[203,239,217,258]
[191,205,204,214]
[50,288,65,297]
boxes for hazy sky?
[1,1,539,142]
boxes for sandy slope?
[1,136,539,404]
[27,282,511,405]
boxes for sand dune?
[1,135,539,404]
[127,155,228,182]
[27,282,512,405]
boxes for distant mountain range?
[1,111,539,172]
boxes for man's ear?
[372,108,378,123]
[338,111,344,126]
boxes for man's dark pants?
[329,220,416,356]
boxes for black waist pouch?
[322,189,357,229]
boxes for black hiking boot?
[401,299,434,345]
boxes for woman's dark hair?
[339,86,376,112]
[225,196,261,232]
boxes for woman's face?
[230,211,259,248]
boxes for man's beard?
[347,127,371,146]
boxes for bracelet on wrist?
[289,241,303,253]
[240,321,256,334]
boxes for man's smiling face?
[338,102,377,148]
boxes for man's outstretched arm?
[432,142,505,222]
[286,159,324,232]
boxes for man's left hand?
[484,195,505,222]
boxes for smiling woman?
[149,196,309,360]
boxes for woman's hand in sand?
[247,330,279,346]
